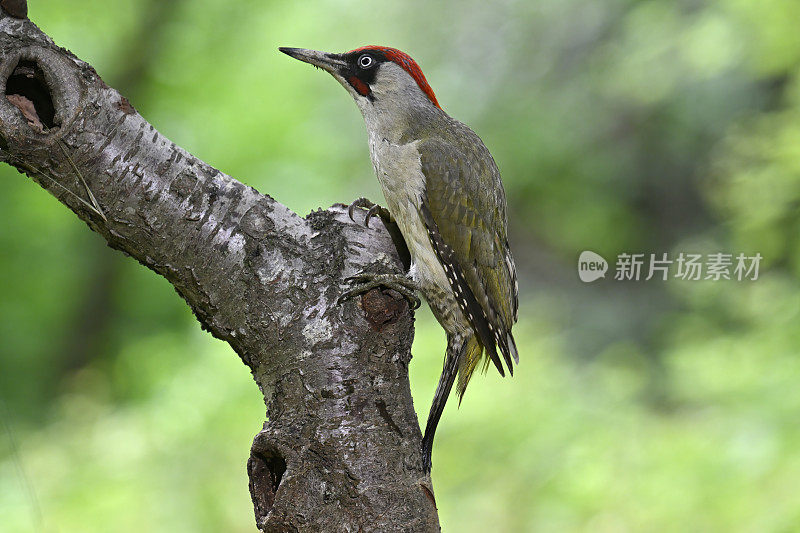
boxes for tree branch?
[0,7,439,532]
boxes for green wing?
[417,121,518,395]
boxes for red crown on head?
[348,46,440,108]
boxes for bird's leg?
[347,197,393,228]
[338,273,421,310]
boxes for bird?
[280,45,518,472]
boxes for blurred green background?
[2,0,800,531]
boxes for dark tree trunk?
[0,5,440,531]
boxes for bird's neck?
[358,97,444,145]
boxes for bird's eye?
[358,55,374,69]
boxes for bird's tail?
[456,334,487,403]
[422,335,473,473]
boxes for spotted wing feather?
[420,202,505,376]
[418,123,518,391]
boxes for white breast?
[367,132,451,297]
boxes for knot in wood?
[361,288,408,330]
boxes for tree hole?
[6,59,57,131]
[248,445,287,520]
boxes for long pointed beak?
[279,47,345,73]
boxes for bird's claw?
[346,197,392,228]
[364,204,383,228]
[338,273,421,310]
[347,198,371,223]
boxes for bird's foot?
[338,272,421,310]
[347,197,393,229]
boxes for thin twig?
[10,156,108,222]
[56,140,107,222]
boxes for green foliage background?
[2,0,800,531]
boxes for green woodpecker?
[280,45,518,472]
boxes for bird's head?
[279,45,440,116]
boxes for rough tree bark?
[0,5,440,532]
